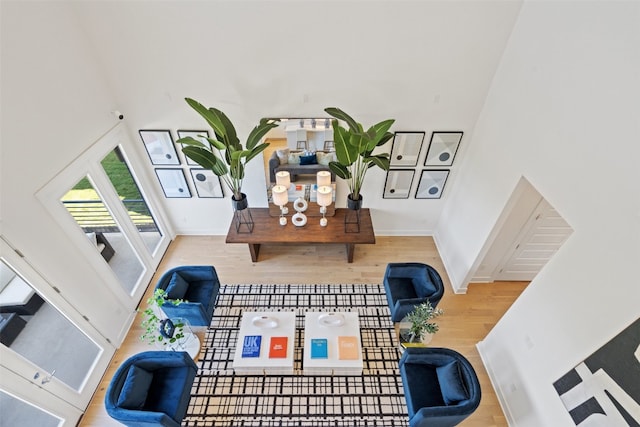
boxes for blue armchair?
[155,265,220,326]
[399,347,481,427]
[383,262,445,322]
[105,351,197,427]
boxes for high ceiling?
[71,1,522,134]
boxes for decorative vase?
[345,194,362,233]
[346,194,363,210]
[231,193,254,233]
[232,193,249,211]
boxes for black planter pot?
[346,194,363,210]
[232,193,249,211]
[231,193,254,233]
[345,194,362,233]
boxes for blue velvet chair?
[383,262,445,322]
[399,347,481,427]
[155,265,220,326]
[105,351,197,427]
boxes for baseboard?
[476,340,516,426]
[374,229,431,236]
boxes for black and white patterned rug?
[183,284,408,427]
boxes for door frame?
[36,124,174,307]
[466,176,571,284]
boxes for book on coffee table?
[242,335,262,358]
[310,338,328,359]
[338,336,359,360]
[269,336,288,358]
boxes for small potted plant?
[400,300,444,346]
[140,288,187,348]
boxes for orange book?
[269,336,288,358]
[338,336,359,360]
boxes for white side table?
[167,332,201,359]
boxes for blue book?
[310,338,328,359]
[242,335,262,358]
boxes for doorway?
[471,177,573,283]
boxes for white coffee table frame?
[233,311,296,375]
[303,312,363,375]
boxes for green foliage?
[139,289,185,346]
[405,300,444,342]
[324,107,394,200]
[178,98,280,199]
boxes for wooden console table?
[225,208,375,263]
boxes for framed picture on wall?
[389,131,425,167]
[177,129,210,165]
[154,168,191,198]
[415,169,449,199]
[190,168,224,198]
[424,131,463,166]
[139,129,180,165]
[383,169,415,199]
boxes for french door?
[0,238,112,424]
[37,124,173,306]
[0,123,174,423]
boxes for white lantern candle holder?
[317,186,333,227]
[275,171,291,214]
[272,185,289,225]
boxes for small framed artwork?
[177,129,210,165]
[190,168,224,198]
[390,131,425,167]
[415,170,450,199]
[155,168,191,198]
[139,130,180,165]
[383,169,415,199]
[424,131,463,166]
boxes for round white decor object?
[293,197,308,212]
[252,316,279,329]
[318,312,345,327]
[292,212,308,227]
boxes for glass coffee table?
[232,311,296,375]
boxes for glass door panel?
[100,147,163,256]
[0,259,101,393]
[0,390,62,427]
[60,176,145,294]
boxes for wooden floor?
[80,235,527,426]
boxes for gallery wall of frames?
[139,128,462,202]
[138,129,224,199]
[383,131,463,200]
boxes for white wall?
[436,1,640,425]
[0,2,144,343]
[70,0,522,235]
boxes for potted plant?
[177,98,280,205]
[401,300,444,345]
[140,288,187,348]
[324,107,395,206]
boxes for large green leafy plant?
[324,107,395,201]
[177,98,280,200]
